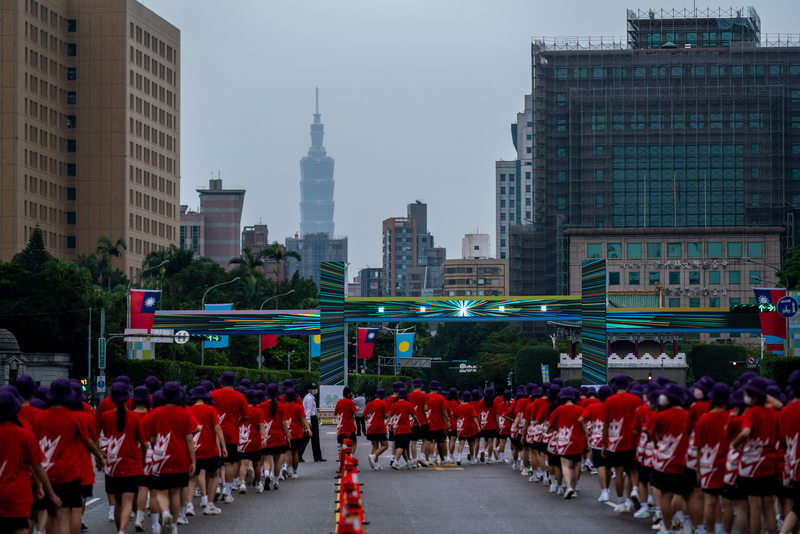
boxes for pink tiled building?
[180,179,244,269]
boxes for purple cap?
[471,389,482,400]
[132,386,151,403]
[266,383,280,399]
[13,375,36,400]
[0,386,23,422]
[190,386,211,401]
[429,380,440,390]
[240,379,252,389]
[612,374,630,390]
[547,384,561,402]
[557,388,576,402]
[729,388,745,405]
[598,385,613,402]
[739,372,757,384]
[255,390,267,404]
[144,376,162,394]
[767,384,785,405]
[695,376,715,395]
[579,386,590,396]
[115,375,131,386]
[461,391,472,402]
[646,388,662,405]
[788,370,800,395]
[284,388,297,403]
[503,389,512,400]
[234,386,247,395]
[35,386,48,402]
[255,383,267,391]
[398,388,409,399]
[664,383,685,404]
[47,378,76,404]
[392,382,402,392]
[282,379,294,391]
[244,389,256,405]
[708,383,731,405]
[30,398,46,410]
[162,381,183,403]
[412,378,424,388]
[201,380,215,392]
[515,391,526,401]
[110,382,130,404]
[552,378,564,387]
[219,371,236,387]
[744,377,769,398]
[484,387,496,398]
[448,387,458,399]
[655,375,672,387]
[152,390,164,409]
[531,387,543,397]
[375,389,386,399]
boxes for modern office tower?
[299,88,335,237]
[284,232,347,289]
[462,233,490,259]
[179,179,245,268]
[382,216,416,297]
[441,258,509,297]
[358,267,383,297]
[504,7,799,314]
[241,223,268,255]
[0,0,181,277]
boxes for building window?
[752,143,762,154]
[730,298,741,306]
[649,272,660,285]
[500,226,505,234]
[707,242,722,257]
[670,65,683,78]
[612,115,624,130]
[728,242,742,257]
[631,115,645,130]
[594,195,604,208]
[667,243,681,257]
[671,114,684,129]
[556,197,567,210]
[556,119,566,132]
[749,112,764,128]
[67,164,76,176]
[525,185,531,193]
[594,169,604,181]
[67,116,76,128]
[703,33,717,47]
[67,188,76,200]
[709,272,720,284]
[67,212,76,224]
[729,113,744,128]
[67,43,77,56]
[500,252,506,259]
[669,272,680,285]
[669,298,681,308]
[525,172,531,180]
[67,139,76,152]
[690,114,704,129]
[556,93,566,106]
[791,116,800,129]
[731,64,743,76]
[650,114,664,129]
[67,19,77,32]
[690,65,704,77]
[651,65,666,78]
[500,200,505,208]
[751,168,762,180]
[747,242,763,258]
[730,271,741,284]
[749,271,760,285]
[525,198,531,206]
[67,68,77,80]
[587,244,602,258]
[686,33,698,46]
[609,272,620,285]
[792,65,800,77]
[769,64,784,77]
[751,194,761,207]
[607,243,621,258]
[633,66,645,79]
[627,243,642,258]
[67,92,77,104]
[689,272,700,285]
[647,33,661,48]
[556,171,566,182]
[591,116,605,131]
[500,213,505,221]
[710,114,722,128]
[574,67,588,79]
[687,242,702,257]
[500,187,505,194]
[500,174,505,182]
[594,145,604,156]
[709,298,720,308]
[556,147,566,158]
[629,272,640,285]
[66,236,76,249]
[689,298,700,308]
[526,147,532,153]
[555,67,567,80]
[647,243,661,258]
[500,239,506,247]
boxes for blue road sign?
[777,296,798,318]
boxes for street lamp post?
[744,256,790,356]
[259,289,295,310]
[201,277,241,366]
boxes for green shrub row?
[759,356,800,388]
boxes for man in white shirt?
[353,391,367,436]
[302,383,325,462]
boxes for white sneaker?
[222,494,234,503]
[292,472,300,479]
[272,478,280,490]
[280,466,289,479]
[564,488,576,499]
[469,459,477,465]
[161,515,172,534]
[203,504,221,515]
[549,482,557,493]
[185,503,194,517]
[151,526,161,534]
[108,509,115,522]
[487,458,493,465]
[176,515,188,526]
[528,473,538,482]
[630,491,641,511]
[418,458,429,467]
[255,482,264,493]
[135,519,145,532]
[194,487,201,498]
[479,450,485,462]
[492,450,499,461]
[651,519,663,531]
[634,507,651,519]
[556,486,565,495]
[368,455,376,469]
[590,467,598,475]
[391,462,401,470]
[456,458,462,465]
[613,503,628,513]
[245,466,255,485]
[597,491,610,503]
[375,464,383,470]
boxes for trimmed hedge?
[515,346,560,385]
[107,357,409,395]
[565,378,583,389]
[760,356,800,388]
[690,344,747,385]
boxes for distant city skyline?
[138,0,800,273]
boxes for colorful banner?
[541,364,550,383]
[310,334,321,358]
[357,328,378,359]
[395,333,414,363]
[753,288,786,355]
[204,303,232,348]
[260,335,278,352]
[130,290,161,330]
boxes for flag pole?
[344,323,348,387]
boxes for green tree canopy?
[12,224,54,274]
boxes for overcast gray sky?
[143,0,799,279]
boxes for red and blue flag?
[753,287,786,355]
[129,290,161,330]
[357,328,378,360]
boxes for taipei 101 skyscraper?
[299,88,335,237]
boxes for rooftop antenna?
[316,87,319,115]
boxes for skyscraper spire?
[314,87,321,124]
[299,88,335,237]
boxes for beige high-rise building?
[0,0,180,278]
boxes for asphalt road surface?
[79,431,742,533]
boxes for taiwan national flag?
[130,290,161,331]
[753,287,787,354]
[260,335,278,352]
[357,328,378,360]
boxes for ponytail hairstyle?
[270,397,278,417]
[116,402,127,433]
[483,396,494,409]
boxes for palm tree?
[260,242,301,293]
[95,237,126,289]
[228,246,265,278]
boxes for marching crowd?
[335,374,800,534]
[0,371,323,534]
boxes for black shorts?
[394,433,412,451]
[482,429,499,439]
[638,464,652,485]
[240,450,262,462]
[652,470,692,496]
[290,439,304,452]
[80,484,93,499]
[196,456,220,474]
[461,435,477,444]
[776,483,794,500]
[548,452,560,465]
[592,448,607,468]
[522,442,532,451]
[143,476,156,489]
[42,479,82,509]
[702,487,723,496]
[148,473,189,490]
[429,429,446,443]
[411,425,430,441]
[608,449,636,469]
[510,437,522,449]
[262,445,287,456]
[722,482,745,501]
[499,433,511,440]
[535,442,547,453]
[366,433,387,443]
[0,517,29,533]
[683,467,700,488]
[337,433,357,445]
[223,443,239,464]
[388,431,395,441]
[562,453,583,464]
[447,430,457,438]
[736,476,775,497]
[105,475,143,495]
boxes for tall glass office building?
[504,8,800,299]
[299,90,335,237]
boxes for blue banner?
[204,303,232,348]
[395,333,414,363]
[310,334,321,358]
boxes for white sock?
[498,452,504,460]
[150,513,160,528]
[457,453,462,460]
[714,524,723,534]
[200,496,207,506]
[648,495,654,504]
[640,504,648,511]
[674,511,685,523]
[179,507,185,517]
[625,499,633,507]
[224,482,232,495]
[136,510,144,522]
[119,530,126,534]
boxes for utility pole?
[87,307,91,400]
[99,308,105,402]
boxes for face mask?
[658,394,669,407]
[744,393,754,406]
[648,401,656,411]
[694,388,705,401]
[312,389,318,395]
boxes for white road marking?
[326,431,336,434]
[85,498,101,507]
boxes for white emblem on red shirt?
[698,442,721,487]
[151,432,171,475]
[238,424,250,452]
[607,419,624,451]
[104,434,126,475]
[38,435,61,472]
[739,437,769,477]
[652,433,683,472]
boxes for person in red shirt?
[649,383,692,531]
[363,389,390,470]
[144,382,197,534]
[495,390,514,464]
[209,371,249,502]
[68,378,99,534]
[32,379,105,534]
[99,383,147,534]
[511,386,534,473]
[730,377,781,534]
[546,387,588,499]
[334,387,358,453]
[259,384,291,490]
[453,391,480,465]
[477,387,499,464]
[186,386,225,516]
[12,375,42,426]
[630,386,654,519]
[0,387,62,534]
[236,390,265,494]
[579,385,612,501]
[602,374,643,512]
[389,388,420,469]
[445,388,460,462]
[684,376,715,533]
[778,371,800,534]
[281,388,311,480]
[407,378,431,467]
[693,382,731,534]
[423,380,450,465]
